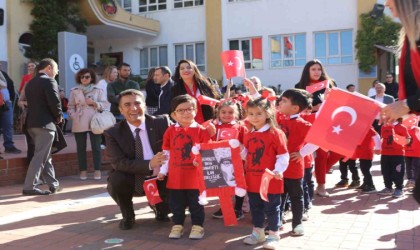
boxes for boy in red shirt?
[403,116,420,191]
[158,95,211,240]
[277,89,318,236]
[378,120,411,197]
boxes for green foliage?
[26,0,88,61]
[355,13,401,73]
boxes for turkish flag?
[305,88,381,157]
[143,178,163,205]
[221,50,246,79]
[218,128,239,141]
[197,94,220,106]
[402,114,419,128]
[306,80,328,94]
[259,169,275,202]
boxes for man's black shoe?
[156,212,170,222]
[49,186,63,194]
[22,189,51,196]
[119,218,135,230]
[5,147,22,154]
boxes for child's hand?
[374,149,381,155]
[227,79,234,88]
[290,152,303,162]
[157,173,166,181]
[205,122,216,137]
[273,171,283,180]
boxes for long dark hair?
[173,59,220,99]
[296,59,331,89]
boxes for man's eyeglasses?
[81,75,91,79]
[174,108,195,114]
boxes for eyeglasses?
[174,107,195,114]
[81,75,91,79]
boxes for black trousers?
[380,155,405,190]
[169,189,204,226]
[107,170,170,219]
[359,159,374,187]
[280,178,304,228]
[339,159,360,181]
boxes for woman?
[382,0,420,204]
[367,79,379,97]
[296,60,341,197]
[145,68,160,115]
[68,68,110,180]
[19,61,37,94]
[97,65,117,102]
[172,59,220,123]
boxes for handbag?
[90,110,116,134]
[51,125,67,154]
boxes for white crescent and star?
[147,183,155,195]
[220,130,231,138]
[331,106,357,135]
[234,56,243,70]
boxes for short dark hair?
[75,68,96,84]
[170,94,197,113]
[37,58,56,72]
[280,88,312,112]
[346,84,355,90]
[118,89,145,106]
[155,66,172,77]
[118,62,131,70]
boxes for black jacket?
[0,70,16,103]
[154,79,174,115]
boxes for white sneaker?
[169,225,184,239]
[263,234,280,249]
[291,224,304,236]
[243,228,266,245]
[302,209,309,221]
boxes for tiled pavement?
[0,154,419,249]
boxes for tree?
[355,13,401,73]
[25,0,87,61]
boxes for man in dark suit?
[370,82,395,133]
[105,89,170,230]
[153,66,173,115]
[22,58,63,195]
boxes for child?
[404,116,420,191]
[158,94,211,240]
[378,119,411,198]
[210,99,248,220]
[242,97,289,249]
[353,127,381,193]
[335,158,360,188]
[277,89,316,236]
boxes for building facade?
[1,0,380,94]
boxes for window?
[139,0,167,13]
[175,42,205,71]
[140,46,168,76]
[314,30,353,65]
[174,0,204,8]
[116,0,132,12]
[229,37,262,69]
[270,33,306,68]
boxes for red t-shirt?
[278,117,312,179]
[162,125,211,189]
[352,127,377,160]
[301,113,316,124]
[243,127,288,194]
[404,127,420,157]
[381,123,410,156]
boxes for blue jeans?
[0,101,15,149]
[303,166,314,209]
[248,192,281,232]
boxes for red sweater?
[278,116,312,178]
[381,123,410,156]
[162,124,211,189]
[352,128,377,160]
[405,127,420,157]
[243,127,288,194]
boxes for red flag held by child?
[259,169,275,202]
[305,88,381,157]
[218,128,239,141]
[197,95,220,106]
[402,114,419,128]
[221,50,246,79]
[306,80,328,94]
[143,178,162,205]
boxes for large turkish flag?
[305,88,381,157]
[221,50,246,79]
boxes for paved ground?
[1,153,419,249]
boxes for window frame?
[139,45,168,77]
[174,0,204,8]
[228,37,263,70]
[314,29,353,65]
[116,0,132,12]
[174,42,206,72]
[269,33,307,68]
[139,0,167,13]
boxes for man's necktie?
[134,128,145,195]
